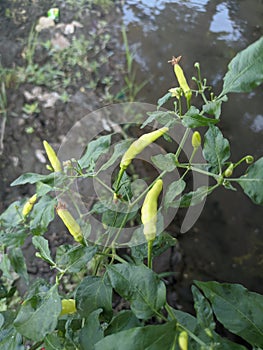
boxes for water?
[121,0,263,300]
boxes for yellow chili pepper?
[60,299,77,315]
[22,194,38,217]
[224,163,234,177]
[43,140,62,172]
[191,131,201,149]
[56,202,83,244]
[178,331,188,350]
[141,179,163,242]
[169,56,192,106]
[120,127,168,170]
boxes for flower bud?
[224,163,234,177]
[191,131,201,148]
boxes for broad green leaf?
[0,254,12,280]
[76,276,112,321]
[151,153,176,172]
[0,201,23,228]
[192,285,215,332]
[36,182,53,196]
[220,37,263,96]
[98,140,132,172]
[164,179,186,208]
[236,157,263,205]
[105,310,141,336]
[169,186,213,208]
[182,106,219,128]
[0,327,24,350]
[14,285,61,342]
[157,92,172,109]
[107,264,166,319]
[29,195,56,233]
[203,125,230,174]
[56,244,97,273]
[195,281,263,347]
[79,309,104,350]
[8,248,29,283]
[94,321,178,350]
[78,134,112,169]
[10,173,57,186]
[202,96,227,119]
[32,236,55,266]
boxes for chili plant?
[0,37,263,350]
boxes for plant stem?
[147,240,154,269]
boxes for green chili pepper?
[169,56,192,107]
[178,331,188,350]
[120,127,169,171]
[22,194,38,217]
[43,140,62,172]
[60,299,76,315]
[141,179,163,242]
[56,202,83,244]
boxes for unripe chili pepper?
[22,194,38,217]
[43,140,62,172]
[169,56,192,106]
[246,155,254,164]
[120,127,168,170]
[178,331,188,350]
[60,299,77,315]
[56,202,83,244]
[191,131,201,148]
[224,163,234,177]
[141,179,163,242]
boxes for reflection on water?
[209,2,242,40]
[121,0,263,300]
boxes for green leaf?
[79,309,104,350]
[14,284,61,342]
[0,201,23,228]
[203,125,230,174]
[169,186,213,208]
[157,92,172,109]
[76,276,112,321]
[0,327,24,350]
[78,134,112,170]
[105,310,141,336]
[107,264,166,319]
[236,157,263,205]
[32,236,55,266]
[192,285,215,332]
[56,245,97,273]
[98,140,132,172]
[29,195,56,233]
[94,321,177,350]
[164,179,186,208]
[182,106,219,128]
[221,37,263,96]
[36,182,53,196]
[10,173,57,186]
[202,96,227,119]
[195,281,263,347]
[151,153,176,172]
[8,248,29,283]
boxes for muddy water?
[122,0,263,304]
